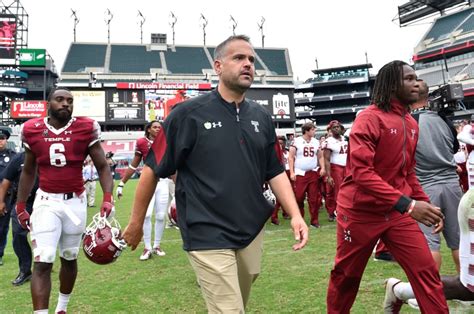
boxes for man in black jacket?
[123,35,308,313]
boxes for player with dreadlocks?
[326,60,448,313]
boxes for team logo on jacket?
[411,129,416,139]
[42,129,48,137]
[344,229,351,242]
[204,121,222,129]
[251,120,260,133]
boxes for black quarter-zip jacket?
[146,89,284,250]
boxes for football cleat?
[407,298,419,310]
[383,278,404,313]
[153,247,166,256]
[139,249,152,261]
[82,213,126,265]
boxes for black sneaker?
[0,257,3,266]
[328,214,336,222]
[374,252,396,262]
[310,223,320,228]
[12,271,32,286]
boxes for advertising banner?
[117,82,212,90]
[245,88,295,121]
[71,90,106,121]
[145,89,208,122]
[19,48,46,66]
[10,100,47,119]
[0,14,16,66]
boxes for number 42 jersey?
[21,117,101,194]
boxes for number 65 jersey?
[292,136,320,174]
[21,117,101,194]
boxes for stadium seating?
[459,13,474,33]
[109,45,162,73]
[424,8,473,41]
[62,44,107,72]
[455,62,474,78]
[62,43,291,78]
[164,47,211,74]
[418,63,468,86]
[304,77,325,83]
[254,48,288,75]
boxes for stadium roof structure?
[413,6,474,62]
[311,63,372,75]
[295,63,373,93]
[398,0,470,26]
[59,42,294,87]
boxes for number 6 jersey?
[21,117,101,194]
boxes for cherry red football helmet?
[83,213,126,265]
[168,198,178,226]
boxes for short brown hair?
[301,122,316,134]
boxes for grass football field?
[0,180,466,313]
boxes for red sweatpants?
[294,170,321,225]
[272,170,291,220]
[327,210,448,314]
[324,164,345,216]
[458,162,468,193]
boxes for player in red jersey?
[116,120,172,260]
[271,136,290,225]
[16,88,113,313]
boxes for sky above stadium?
[21,0,442,80]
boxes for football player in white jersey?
[288,122,323,228]
[321,120,347,222]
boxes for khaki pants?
[84,180,96,207]
[187,229,264,314]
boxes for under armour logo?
[65,130,72,135]
[204,121,223,130]
[35,123,41,127]
[344,229,351,242]
[390,129,397,134]
[251,120,260,132]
